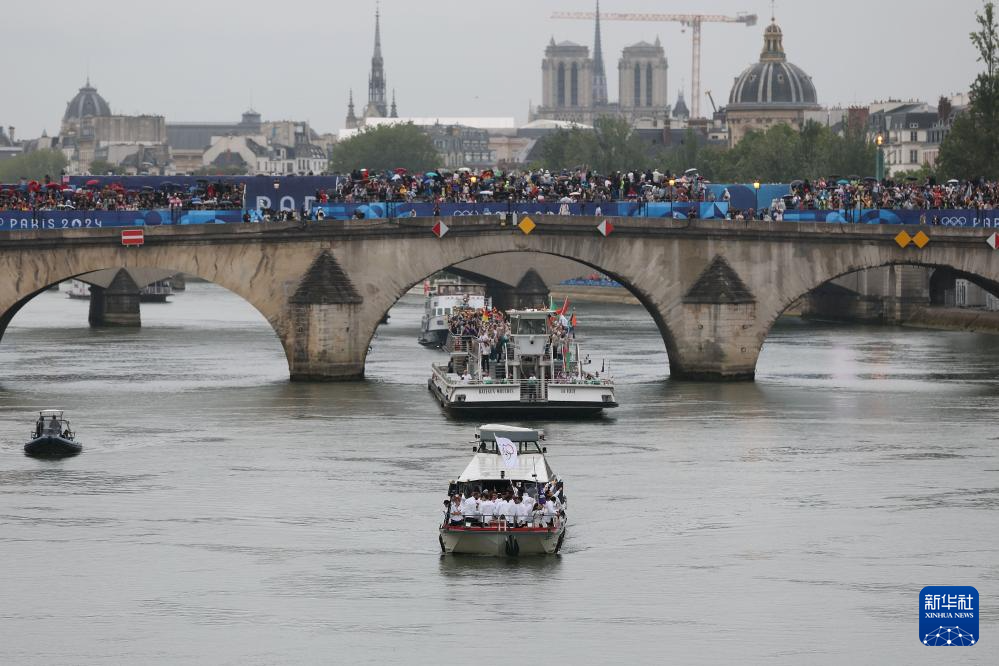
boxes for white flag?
[497,436,518,470]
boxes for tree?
[533,117,654,172]
[329,123,439,172]
[938,1,999,178]
[0,149,69,182]
[87,159,124,175]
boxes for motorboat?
[439,424,566,556]
[419,278,490,347]
[24,410,82,458]
[428,308,617,415]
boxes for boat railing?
[443,334,476,354]
[442,514,564,532]
[431,364,612,387]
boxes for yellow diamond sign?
[912,230,930,248]
[518,216,536,235]
[894,230,912,248]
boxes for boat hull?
[440,524,566,556]
[418,328,447,347]
[428,378,615,416]
[24,436,82,458]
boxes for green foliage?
[938,1,999,178]
[0,149,68,182]
[533,118,873,182]
[534,117,654,172]
[330,123,439,172]
[87,159,124,175]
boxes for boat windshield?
[477,439,544,454]
[511,317,547,335]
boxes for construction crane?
[551,10,757,119]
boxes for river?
[0,283,995,664]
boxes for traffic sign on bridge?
[597,219,614,237]
[431,220,449,238]
[121,229,144,246]
[988,232,999,249]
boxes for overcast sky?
[3,0,983,138]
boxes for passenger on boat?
[479,493,496,526]
[448,495,464,525]
[461,491,481,526]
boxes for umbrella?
[684,168,699,175]
[836,178,850,185]
[141,185,154,191]
[456,167,472,173]
[45,182,63,189]
[85,179,100,186]
[393,168,407,175]
[190,198,203,204]
[424,171,439,178]
[946,179,960,185]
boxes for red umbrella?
[45,182,63,189]
[27,180,41,192]
[393,167,407,175]
[85,179,100,187]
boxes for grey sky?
[4,0,982,139]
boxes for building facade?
[617,39,669,125]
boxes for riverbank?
[549,285,639,305]
[904,305,999,334]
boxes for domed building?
[62,78,112,128]
[724,19,819,146]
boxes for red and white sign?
[597,219,614,237]
[432,220,449,238]
[988,232,999,249]
[121,229,144,246]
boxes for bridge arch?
[358,247,678,377]
[756,256,999,368]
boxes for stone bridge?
[1,216,996,381]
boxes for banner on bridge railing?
[4,205,999,230]
[0,209,244,230]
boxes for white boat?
[418,278,490,347]
[428,308,617,415]
[439,424,566,556]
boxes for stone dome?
[63,79,111,122]
[727,21,818,109]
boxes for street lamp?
[875,133,885,182]
[272,178,280,191]
[753,180,761,219]
[668,177,675,208]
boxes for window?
[646,63,653,106]
[556,63,566,107]
[634,63,641,107]
[910,131,918,142]
[909,149,918,164]
[570,63,579,106]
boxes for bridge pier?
[88,269,141,327]
[283,251,369,381]
[666,256,762,381]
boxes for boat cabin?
[449,424,553,497]
[34,409,73,439]
[434,279,487,297]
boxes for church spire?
[366,4,388,117]
[390,89,398,118]
[592,0,608,105]
[345,89,358,129]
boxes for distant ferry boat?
[66,278,174,303]
[419,278,490,347]
[428,308,617,415]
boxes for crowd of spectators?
[322,167,999,213]
[0,177,245,212]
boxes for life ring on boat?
[504,534,520,557]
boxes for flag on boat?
[556,296,570,316]
[497,436,518,469]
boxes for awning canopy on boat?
[458,452,553,483]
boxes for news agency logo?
[920,586,978,646]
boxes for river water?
[1,283,996,664]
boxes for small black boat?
[24,410,82,458]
